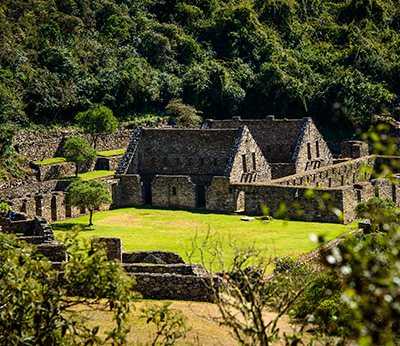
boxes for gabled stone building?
[204,116,333,179]
[114,126,270,209]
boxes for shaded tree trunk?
[89,209,93,226]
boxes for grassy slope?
[34,157,66,165]
[59,170,115,181]
[52,207,354,268]
[97,148,126,157]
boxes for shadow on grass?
[52,222,95,232]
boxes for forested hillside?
[1,0,400,143]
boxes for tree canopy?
[64,180,112,225]
[1,0,400,139]
[75,104,119,148]
[64,136,97,176]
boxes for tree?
[165,99,203,128]
[64,136,97,177]
[75,104,119,148]
[64,180,112,226]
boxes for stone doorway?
[144,182,152,205]
[234,190,245,212]
[197,185,205,208]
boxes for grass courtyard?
[52,207,355,268]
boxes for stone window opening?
[214,158,218,166]
[252,152,256,170]
[200,158,205,166]
[307,143,312,160]
[242,154,247,172]
[392,185,397,203]
[172,187,177,196]
[316,141,320,158]
[176,158,180,165]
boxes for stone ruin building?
[113,117,400,224]
[1,115,400,228]
[204,116,333,178]
[114,126,270,209]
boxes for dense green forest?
[1,0,400,143]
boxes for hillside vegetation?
[1,0,400,148]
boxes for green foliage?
[291,271,352,337]
[324,231,400,345]
[165,98,203,128]
[63,136,97,177]
[0,232,135,345]
[75,104,118,148]
[64,180,112,225]
[355,197,399,232]
[1,0,400,137]
[0,194,12,212]
[140,302,190,345]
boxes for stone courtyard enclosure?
[52,207,353,267]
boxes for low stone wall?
[123,250,185,264]
[133,273,219,302]
[37,242,67,262]
[0,212,55,241]
[123,263,205,276]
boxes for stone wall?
[225,127,271,183]
[133,273,218,302]
[114,174,144,207]
[205,176,236,212]
[14,127,133,161]
[0,212,55,241]
[94,237,123,261]
[37,242,67,262]
[205,116,304,162]
[270,156,376,188]
[270,163,296,180]
[4,178,116,222]
[123,128,240,186]
[123,250,185,264]
[341,140,369,159]
[95,155,123,171]
[293,118,333,174]
[123,263,205,275]
[152,175,197,209]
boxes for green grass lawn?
[97,148,126,157]
[52,207,355,269]
[59,170,115,181]
[34,157,66,165]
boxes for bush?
[0,231,136,345]
[291,271,352,337]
